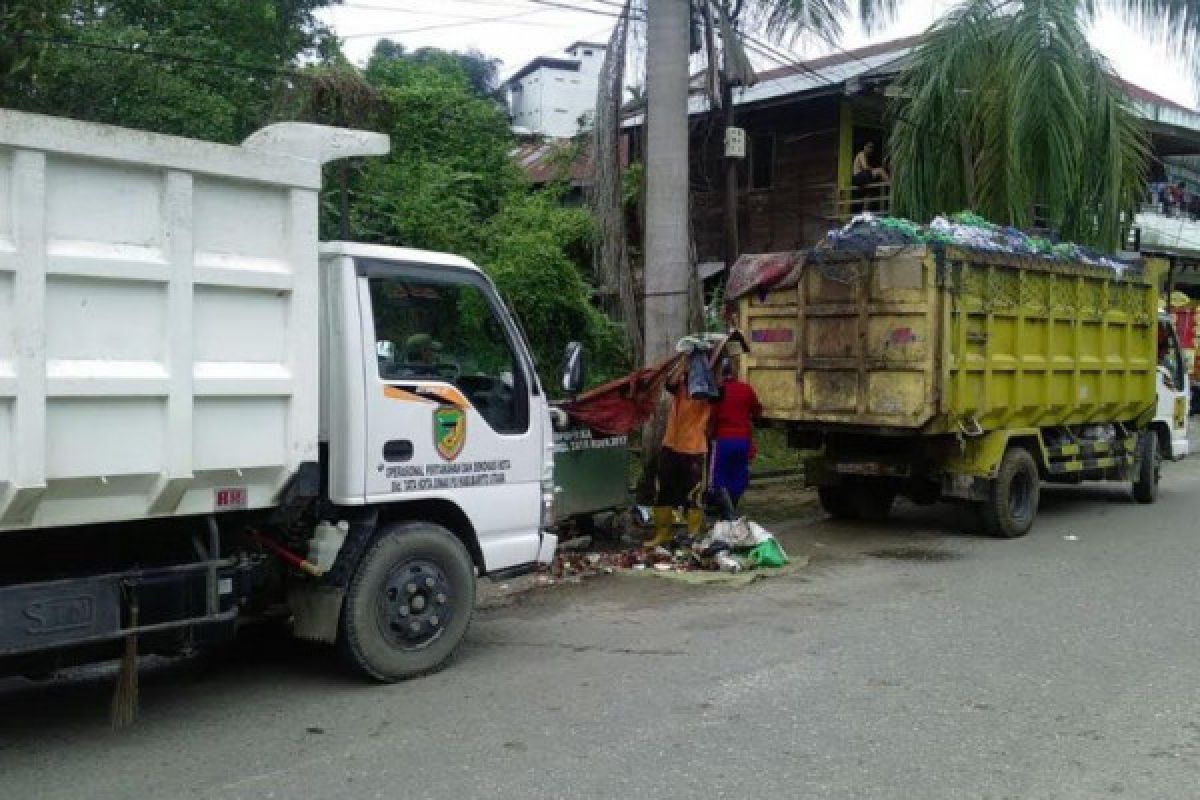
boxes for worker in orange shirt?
[646,361,715,547]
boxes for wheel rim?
[1008,468,1033,522]
[377,559,454,650]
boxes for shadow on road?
[771,478,1155,563]
[0,623,362,740]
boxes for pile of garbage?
[819,211,1136,274]
[537,517,790,586]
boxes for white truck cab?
[320,242,557,571]
[1156,314,1190,461]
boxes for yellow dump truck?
[738,245,1190,537]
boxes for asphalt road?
[4,452,1200,799]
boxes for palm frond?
[889,0,1148,249]
[742,0,851,46]
[1089,0,1200,90]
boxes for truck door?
[1156,318,1190,459]
[357,260,545,570]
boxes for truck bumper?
[0,559,252,659]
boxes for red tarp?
[724,251,805,306]
[561,354,682,436]
[562,333,750,436]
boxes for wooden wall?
[690,95,842,263]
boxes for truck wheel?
[818,486,858,520]
[1132,430,1162,504]
[979,447,1040,538]
[338,522,476,682]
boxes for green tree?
[887,0,1178,248]
[334,50,519,253]
[369,39,502,99]
[0,0,71,88]
[0,0,336,143]
[480,191,627,387]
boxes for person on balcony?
[852,142,890,213]
[853,142,890,186]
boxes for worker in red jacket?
[709,358,762,509]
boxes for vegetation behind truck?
[739,246,1188,537]
[0,111,557,681]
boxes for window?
[368,274,529,435]
[584,49,594,56]
[750,133,775,190]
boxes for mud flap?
[288,586,345,644]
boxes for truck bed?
[0,111,386,532]
[740,246,1160,433]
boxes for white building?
[505,41,605,139]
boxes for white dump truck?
[0,110,561,681]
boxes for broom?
[110,588,139,729]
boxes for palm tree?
[889,0,1199,249]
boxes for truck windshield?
[368,275,529,435]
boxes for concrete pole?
[643,0,692,364]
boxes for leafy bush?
[480,191,629,390]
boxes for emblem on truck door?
[434,405,467,461]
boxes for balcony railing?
[828,182,892,223]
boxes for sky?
[319,0,1199,111]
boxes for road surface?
[3,453,1199,799]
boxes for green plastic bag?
[746,538,789,568]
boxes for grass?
[753,427,807,474]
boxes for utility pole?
[643,0,692,364]
[716,1,746,274]
[722,65,740,274]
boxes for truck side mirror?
[561,341,585,395]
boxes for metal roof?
[504,56,581,88]
[624,36,1200,137]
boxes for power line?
[18,33,304,78]
[340,8,553,38]
[351,0,634,17]
[339,2,567,28]
[509,0,632,18]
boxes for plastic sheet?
[815,211,1138,275]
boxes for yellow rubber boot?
[686,508,706,539]
[644,507,675,548]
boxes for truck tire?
[338,522,476,682]
[1132,429,1162,504]
[978,447,1040,538]
[818,485,858,520]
